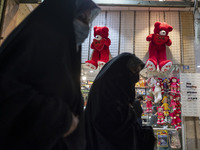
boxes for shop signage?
[180,73,200,117]
[183,65,189,70]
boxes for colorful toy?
[155,106,165,125]
[169,110,181,130]
[85,26,111,70]
[146,22,173,72]
[175,112,182,130]
[147,77,156,94]
[175,95,181,114]
[170,77,179,94]
[161,96,170,116]
[157,77,164,94]
[154,78,162,103]
[162,78,170,93]
[145,96,153,113]
[170,94,176,111]
[169,111,177,126]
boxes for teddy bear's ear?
[154,22,161,28]
[168,25,173,32]
[102,26,109,33]
[94,26,98,31]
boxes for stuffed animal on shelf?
[170,94,176,111]
[162,77,170,93]
[154,78,162,103]
[145,96,153,113]
[146,77,156,94]
[170,110,182,130]
[175,95,181,114]
[170,77,179,94]
[175,112,182,130]
[146,21,173,72]
[157,77,164,94]
[155,106,165,125]
[169,111,176,126]
[161,96,170,116]
[85,26,111,70]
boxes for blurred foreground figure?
[85,53,155,150]
[0,0,100,150]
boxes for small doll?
[170,110,181,130]
[155,106,165,125]
[175,95,181,114]
[162,78,170,93]
[170,77,178,94]
[157,78,164,94]
[170,94,176,111]
[169,111,176,126]
[154,79,162,103]
[161,96,170,116]
[145,96,153,113]
[175,110,182,130]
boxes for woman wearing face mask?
[0,0,99,150]
[85,53,155,150]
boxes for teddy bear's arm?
[146,34,154,41]
[105,38,111,47]
[166,39,172,46]
[91,42,95,49]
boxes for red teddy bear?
[85,26,111,70]
[146,22,173,72]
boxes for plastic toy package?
[169,130,181,149]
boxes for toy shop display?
[145,22,173,73]
[145,76,182,129]
[85,26,111,70]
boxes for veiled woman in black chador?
[0,0,100,150]
[85,53,155,150]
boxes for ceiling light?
[90,70,94,73]
[197,65,200,68]
[82,76,87,81]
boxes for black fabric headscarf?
[0,0,99,150]
[85,53,155,150]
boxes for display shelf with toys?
[141,64,182,150]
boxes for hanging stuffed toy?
[157,77,164,94]
[147,77,156,94]
[170,94,176,111]
[146,22,173,72]
[154,78,162,103]
[145,96,153,113]
[85,26,111,70]
[155,106,165,125]
[161,96,170,116]
[175,95,181,114]
[170,77,178,94]
[162,77,170,93]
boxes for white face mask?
[74,0,101,46]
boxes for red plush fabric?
[85,26,111,70]
[146,22,173,72]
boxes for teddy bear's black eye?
[95,35,102,41]
[159,30,166,36]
